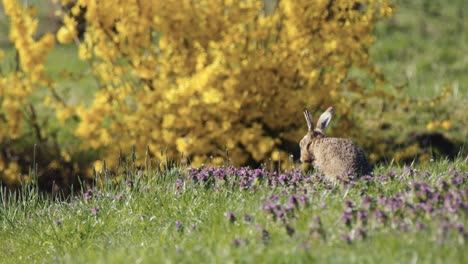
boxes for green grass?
[0,3,467,262]
[1,158,466,263]
[371,0,468,98]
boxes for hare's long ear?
[316,107,334,131]
[303,109,314,132]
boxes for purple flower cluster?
[187,165,466,245]
[187,166,326,191]
[84,189,95,200]
[83,188,112,201]
[260,193,313,237]
[336,173,467,243]
[90,205,100,216]
[262,194,309,223]
[76,163,465,247]
[188,166,271,190]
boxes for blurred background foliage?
[0,0,466,193]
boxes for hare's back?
[313,138,371,177]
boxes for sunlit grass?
[1,158,466,263]
[371,0,468,98]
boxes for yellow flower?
[325,40,337,51]
[176,137,190,153]
[202,89,223,104]
[271,150,281,161]
[61,150,72,162]
[48,160,61,169]
[78,44,92,60]
[426,121,436,131]
[56,108,74,124]
[57,26,77,44]
[441,120,452,130]
[99,129,111,145]
[93,160,104,173]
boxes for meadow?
[0,0,467,263]
[1,158,467,263]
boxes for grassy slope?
[1,159,466,263]
[371,0,468,98]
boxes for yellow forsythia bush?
[62,0,394,165]
[0,0,394,187]
[1,0,56,186]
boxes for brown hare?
[299,107,372,180]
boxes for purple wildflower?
[356,228,367,240]
[284,202,295,214]
[262,203,276,214]
[378,174,388,181]
[451,177,464,187]
[176,179,185,190]
[341,211,353,228]
[261,228,270,244]
[377,196,389,207]
[374,210,387,225]
[232,239,241,247]
[84,189,94,200]
[276,210,285,221]
[269,194,279,202]
[362,196,373,208]
[404,167,414,176]
[454,223,466,238]
[242,214,252,222]
[415,221,427,230]
[91,205,100,216]
[288,195,299,208]
[344,200,355,210]
[232,238,249,247]
[399,221,410,232]
[225,212,236,223]
[278,174,289,185]
[390,197,402,212]
[126,180,134,188]
[342,234,353,244]
[175,221,184,232]
[298,195,308,207]
[115,192,125,200]
[357,210,368,226]
[337,175,351,184]
[438,180,449,191]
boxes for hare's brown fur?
[300,107,371,180]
